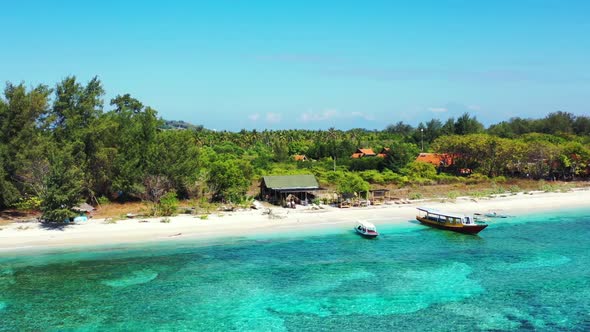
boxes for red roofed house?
[293,154,308,162]
[351,148,377,159]
[415,153,454,167]
[377,147,391,158]
[416,153,472,175]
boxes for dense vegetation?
[1,77,589,221]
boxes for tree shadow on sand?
[39,222,73,231]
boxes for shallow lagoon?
[1,208,589,331]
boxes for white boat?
[354,221,379,238]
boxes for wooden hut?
[260,175,322,207]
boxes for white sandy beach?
[1,189,589,253]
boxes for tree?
[0,83,52,206]
[573,116,590,136]
[207,159,253,202]
[555,142,590,180]
[540,111,575,135]
[41,146,84,222]
[146,130,200,198]
[441,118,455,135]
[384,142,419,173]
[271,138,289,162]
[0,158,19,209]
[424,119,443,143]
[111,93,144,113]
[521,138,560,179]
[109,97,161,198]
[454,113,484,135]
[385,121,414,137]
[401,161,437,179]
[49,76,106,202]
[337,173,369,195]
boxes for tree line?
[1,77,589,221]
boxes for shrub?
[381,170,409,186]
[409,192,423,200]
[337,173,370,195]
[465,173,489,184]
[401,161,437,179]
[14,196,42,211]
[158,191,179,216]
[199,215,208,220]
[493,176,507,183]
[538,180,557,192]
[358,170,385,184]
[97,196,110,205]
[435,174,460,185]
[160,217,171,223]
[447,191,459,200]
[148,191,179,216]
[508,185,521,194]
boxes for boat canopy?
[416,207,466,219]
[357,220,377,230]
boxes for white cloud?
[428,107,448,113]
[248,113,260,121]
[297,108,376,123]
[299,108,339,122]
[351,111,375,121]
[265,112,282,123]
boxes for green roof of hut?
[261,175,320,191]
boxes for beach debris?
[264,208,286,220]
[126,213,137,219]
[311,204,322,210]
[251,200,264,210]
[73,203,95,213]
[73,215,88,223]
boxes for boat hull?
[355,229,379,238]
[416,216,488,235]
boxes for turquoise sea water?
[1,208,589,331]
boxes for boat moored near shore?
[416,207,488,235]
[354,221,379,238]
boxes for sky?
[1,0,589,131]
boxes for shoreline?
[1,189,589,255]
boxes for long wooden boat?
[416,207,488,235]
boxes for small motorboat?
[483,211,510,218]
[475,211,511,219]
[354,221,379,238]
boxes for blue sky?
[1,1,588,131]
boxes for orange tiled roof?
[416,153,453,166]
[293,155,307,161]
[376,147,390,158]
[351,153,363,159]
[358,148,376,155]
